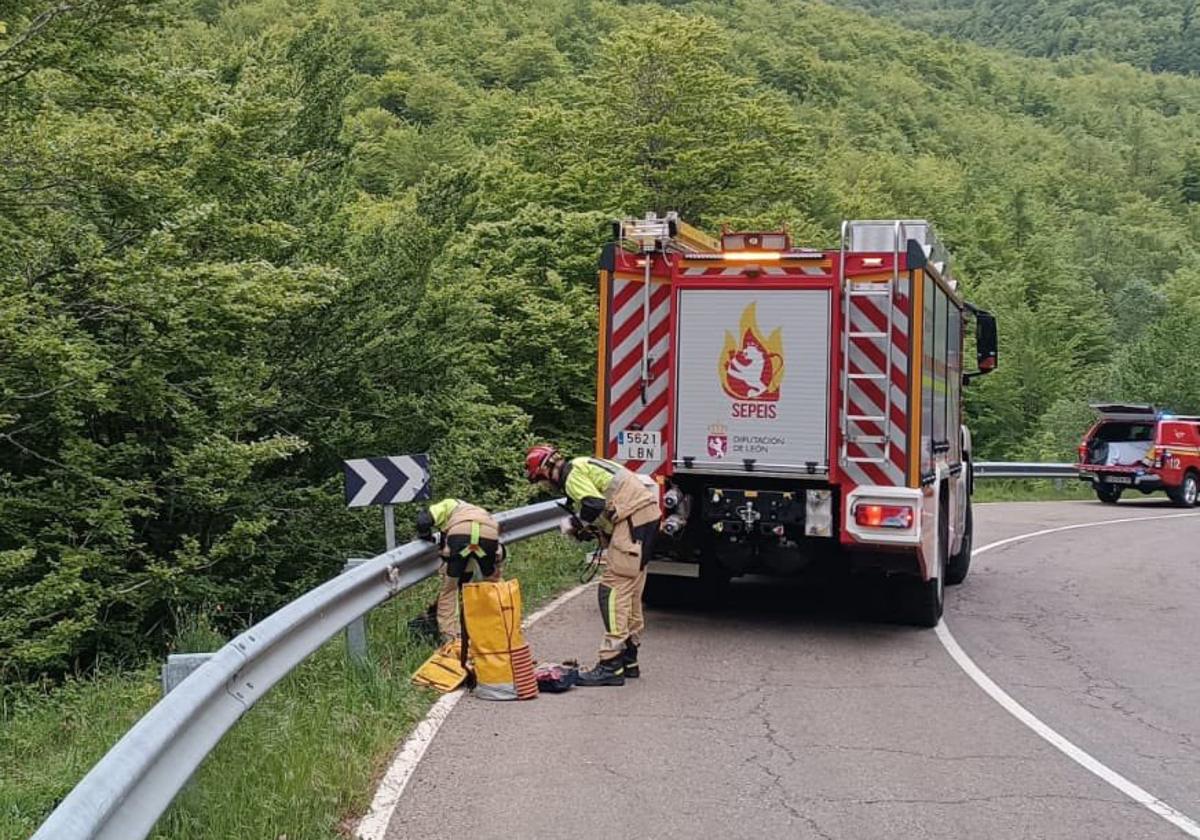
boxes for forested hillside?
[831,0,1200,74]
[4,0,1200,679]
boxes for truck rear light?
[1077,441,1088,462]
[854,503,913,529]
[724,251,782,262]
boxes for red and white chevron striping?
[842,276,911,489]
[605,276,671,476]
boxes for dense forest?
[833,0,1200,74]
[3,0,1200,680]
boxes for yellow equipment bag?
[411,639,468,692]
[462,578,538,701]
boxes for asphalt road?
[385,501,1200,840]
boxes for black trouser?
[443,535,501,579]
[631,520,658,569]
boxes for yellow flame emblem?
[718,303,784,402]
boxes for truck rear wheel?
[1095,484,1122,504]
[897,499,946,627]
[1167,472,1199,508]
[945,498,972,586]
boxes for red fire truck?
[595,214,998,626]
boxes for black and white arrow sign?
[342,454,431,508]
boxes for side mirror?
[963,306,997,385]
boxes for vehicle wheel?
[945,497,972,586]
[898,499,946,627]
[1095,484,1123,504]
[1167,472,1199,508]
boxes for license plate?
[617,430,661,462]
[1106,475,1133,485]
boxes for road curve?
[383,501,1200,840]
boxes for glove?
[415,509,435,542]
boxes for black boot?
[406,603,440,644]
[623,642,640,678]
[577,656,626,686]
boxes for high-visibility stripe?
[847,339,909,407]
[610,314,671,383]
[609,332,669,413]
[611,317,667,376]
[611,273,645,312]
[845,274,910,487]
[612,389,669,452]
[587,458,619,475]
[459,521,484,558]
[909,269,925,487]
[609,353,670,422]
[852,287,910,340]
[596,270,610,457]
[610,284,671,349]
[603,266,677,477]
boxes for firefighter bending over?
[416,498,505,642]
[525,444,662,686]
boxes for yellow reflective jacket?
[427,499,499,540]
[559,457,659,531]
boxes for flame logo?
[719,303,784,402]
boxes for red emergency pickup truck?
[1077,404,1200,506]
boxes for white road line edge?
[355,579,595,840]
[939,510,1200,839]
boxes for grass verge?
[1,533,584,840]
[974,479,1096,503]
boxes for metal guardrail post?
[343,558,370,662]
[161,653,215,696]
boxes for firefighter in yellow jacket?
[526,444,661,686]
[416,499,504,642]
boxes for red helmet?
[525,444,559,482]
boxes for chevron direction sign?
[342,454,431,508]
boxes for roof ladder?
[840,221,903,467]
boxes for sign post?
[341,454,432,662]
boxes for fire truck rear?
[596,214,998,626]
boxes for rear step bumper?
[1077,468,1164,490]
[646,560,700,578]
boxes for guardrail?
[973,462,1076,480]
[31,499,569,840]
[32,461,1078,840]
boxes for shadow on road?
[650,571,910,637]
[1096,498,1187,509]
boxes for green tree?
[6,0,1200,680]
